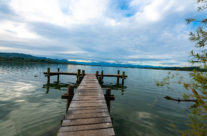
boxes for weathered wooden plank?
[66,111,110,120]
[73,95,105,99]
[57,74,115,136]
[72,96,105,100]
[68,109,108,114]
[69,106,108,111]
[73,93,103,97]
[69,104,107,111]
[75,90,103,93]
[71,100,106,103]
[70,101,106,105]
[62,117,112,126]
[70,102,107,108]
[58,128,115,136]
[78,86,101,89]
[59,123,113,132]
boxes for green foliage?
[157,0,207,135]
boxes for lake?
[0,62,193,136]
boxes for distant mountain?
[68,61,201,71]
[0,52,69,64]
[0,52,202,71]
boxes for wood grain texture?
[58,128,115,136]
[57,74,115,136]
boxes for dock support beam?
[117,70,120,85]
[82,70,85,77]
[61,85,74,113]
[105,88,115,112]
[98,76,102,85]
[106,88,111,111]
[100,70,104,85]
[57,68,60,83]
[96,71,99,79]
[47,67,50,84]
[80,70,85,82]
[122,71,125,85]
[76,69,81,84]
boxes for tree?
[157,0,207,135]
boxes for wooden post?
[82,70,85,77]
[96,71,99,79]
[47,67,50,84]
[79,70,85,83]
[66,85,74,112]
[77,69,81,84]
[46,86,49,94]
[77,69,81,77]
[117,70,120,85]
[101,70,104,84]
[105,88,111,112]
[101,70,104,79]
[98,76,102,85]
[122,71,125,85]
[57,68,60,83]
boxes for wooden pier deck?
[57,74,115,136]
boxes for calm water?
[0,62,193,136]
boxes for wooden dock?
[44,68,127,85]
[58,74,115,136]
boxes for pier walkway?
[57,74,115,136]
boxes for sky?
[0,0,200,66]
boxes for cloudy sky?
[0,0,200,66]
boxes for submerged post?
[57,68,60,83]
[66,85,74,112]
[122,71,125,85]
[47,67,50,84]
[117,70,120,85]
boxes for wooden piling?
[79,70,85,83]
[96,71,99,79]
[77,69,81,77]
[82,70,85,77]
[98,76,102,85]
[117,70,120,85]
[47,67,50,84]
[106,88,111,96]
[105,88,111,112]
[57,68,60,83]
[76,69,81,84]
[100,70,104,84]
[66,85,74,112]
[101,70,104,80]
[122,71,125,85]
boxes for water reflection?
[0,62,192,136]
[0,81,36,101]
[43,79,127,95]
